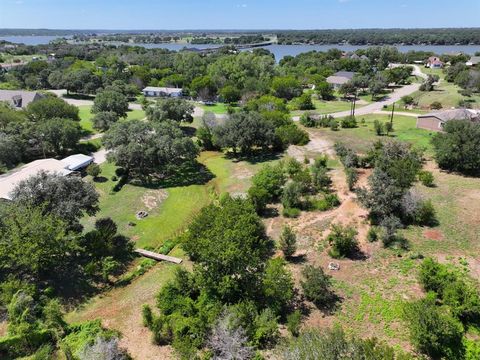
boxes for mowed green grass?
[411,68,480,109]
[307,114,435,155]
[82,162,211,249]
[199,102,230,114]
[83,151,279,250]
[78,106,146,134]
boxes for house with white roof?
[0,154,93,200]
[142,87,183,98]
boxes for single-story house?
[326,71,356,89]
[426,56,444,69]
[0,154,94,200]
[416,109,479,132]
[466,56,480,67]
[0,90,45,108]
[142,87,183,98]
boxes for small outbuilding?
[416,109,479,132]
[61,154,94,171]
[142,87,183,98]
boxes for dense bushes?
[432,120,480,175]
[300,265,335,309]
[144,197,295,358]
[402,258,480,359]
[327,224,359,259]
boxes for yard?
[410,68,480,110]
[71,150,284,358]
[198,102,232,114]
[79,105,146,134]
[304,114,435,155]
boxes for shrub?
[345,167,358,190]
[311,193,341,211]
[86,163,101,178]
[300,265,334,308]
[341,115,357,128]
[286,310,302,337]
[327,224,359,258]
[414,200,436,226]
[374,119,384,136]
[282,207,301,218]
[329,119,339,131]
[279,225,297,258]
[385,121,394,134]
[380,215,403,247]
[418,170,435,187]
[403,295,464,359]
[275,124,310,147]
[299,113,316,127]
[430,101,442,110]
[367,227,378,242]
[282,181,303,209]
[252,308,279,348]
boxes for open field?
[303,114,435,155]
[410,68,480,109]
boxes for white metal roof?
[61,154,93,171]
[142,87,183,94]
[0,159,72,200]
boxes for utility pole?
[390,102,395,125]
[352,90,357,117]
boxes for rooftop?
[0,159,72,200]
[418,109,479,122]
[142,87,183,94]
[61,154,94,171]
[0,89,44,108]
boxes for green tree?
[146,98,194,123]
[279,225,297,258]
[92,111,119,132]
[300,265,334,309]
[37,118,82,155]
[432,120,480,175]
[213,111,276,154]
[27,96,80,122]
[271,76,302,100]
[86,163,101,179]
[326,224,359,259]
[182,196,272,303]
[103,120,198,181]
[403,295,465,359]
[262,258,294,315]
[11,171,99,225]
[92,90,128,117]
[0,205,78,283]
[219,85,241,103]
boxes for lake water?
[2,35,479,60]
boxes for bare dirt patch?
[142,190,169,210]
[423,229,444,241]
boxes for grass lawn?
[411,68,480,110]
[199,102,231,114]
[83,150,281,249]
[82,162,212,249]
[306,114,435,155]
[79,106,146,135]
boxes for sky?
[1,0,479,30]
